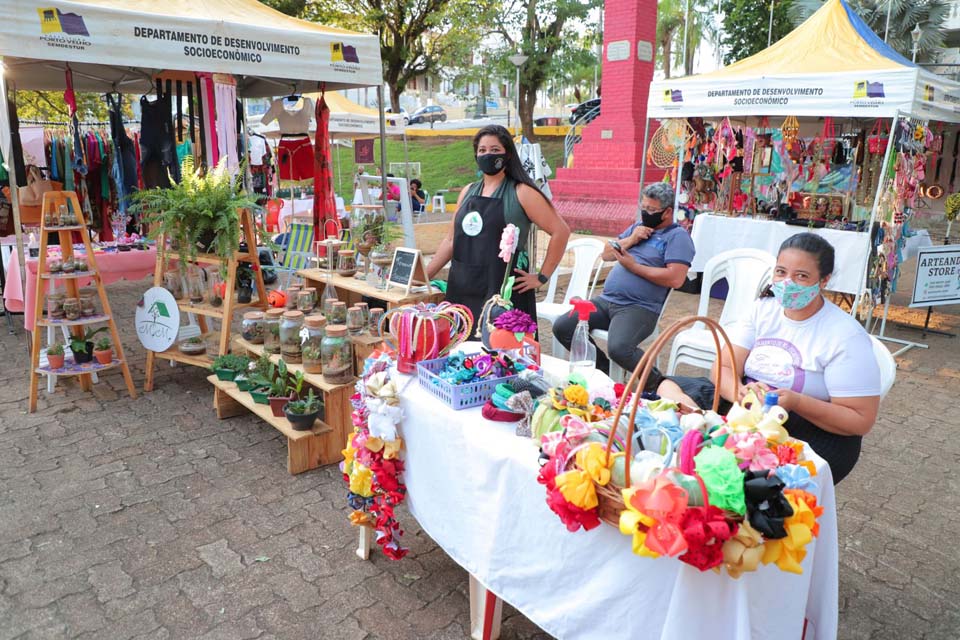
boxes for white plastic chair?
[590,289,673,383]
[870,335,896,399]
[666,248,776,375]
[431,193,446,214]
[537,238,604,356]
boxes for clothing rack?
[19,119,138,127]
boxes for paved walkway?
[1,254,959,639]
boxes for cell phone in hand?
[609,240,623,254]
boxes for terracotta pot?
[268,394,291,417]
[93,348,113,365]
[47,353,65,369]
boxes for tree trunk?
[520,84,537,142]
[662,38,673,79]
[384,62,403,113]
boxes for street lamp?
[911,23,922,63]
[508,53,528,135]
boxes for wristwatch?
[536,272,549,285]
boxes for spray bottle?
[568,297,596,376]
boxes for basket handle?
[606,315,741,488]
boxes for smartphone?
[608,240,623,254]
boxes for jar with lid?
[321,325,354,384]
[302,314,326,373]
[57,204,69,226]
[297,290,314,313]
[241,311,265,344]
[280,310,304,363]
[61,258,76,274]
[354,302,370,333]
[163,270,183,299]
[79,287,97,317]
[304,287,318,310]
[63,297,81,321]
[44,209,55,227]
[48,258,63,273]
[264,308,284,354]
[187,267,206,304]
[321,240,341,271]
[208,270,224,308]
[47,292,66,320]
[336,250,357,277]
[74,256,89,273]
[369,307,385,336]
[346,306,365,336]
[285,285,301,310]
[327,301,347,325]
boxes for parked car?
[570,98,600,124]
[386,108,409,125]
[410,105,447,124]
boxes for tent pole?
[0,66,25,336]
[377,86,389,217]
[240,95,253,195]
[637,115,652,218]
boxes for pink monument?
[550,0,659,235]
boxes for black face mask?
[476,153,508,175]
[640,208,666,228]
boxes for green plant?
[286,370,305,398]
[129,156,261,271]
[211,353,251,372]
[285,389,322,415]
[262,359,289,397]
[70,327,108,354]
[253,353,274,379]
[186,336,204,344]
[94,337,112,351]
[302,344,322,361]
[47,342,64,356]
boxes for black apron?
[446,184,537,330]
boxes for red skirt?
[277,137,313,181]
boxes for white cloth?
[727,298,881,400]
[518,142,553,198]
[248,135,267,166]
[261,97,314,135]
[19,126,45,168]
[214,80,238,173]
[690,214,870,294]
[903,229,932,262]
[398,363,839,640]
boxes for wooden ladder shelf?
[28,191,138,412]
[144,208,268,391]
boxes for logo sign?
[853,80,885,99]
[135,287,181,353]
[331,42,360,63]
[663,89,683,103]
[37,7,89,36]
[355,138,375,164]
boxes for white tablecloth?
[398,360,839,640]
[903,229,932,262]
[691,214,870,294]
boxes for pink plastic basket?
[416,354,519,410]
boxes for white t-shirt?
[261,97,314,135]
[725,298,881,401]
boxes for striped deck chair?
[276,218,315,288]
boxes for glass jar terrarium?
[264,308,284,354]
[280,310,304,363]
[320,240,341,271]
[369,307,385,336]
[61,258,76,274]
[241,311,265,344]
[303,287,318,310]
[321,325,354,385]
[354,302,370,333]
[328,301,347,325]
[285,285,301,311]
[63,298,81,321]
[346,306,364,336]
[46,292,66,320]
[208,270,224,308]
[336,250,357,277]
[48,258,63,274]
[79,287,97,317]
[187,267,206,304]
[297,290,314,313]
[74,256,89,273]
[302,314,326,374]
[163,270,183,299]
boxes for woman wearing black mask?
[426,125,570,326]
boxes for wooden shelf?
[43,225,85,232]
[40,270,97,280]
[36,358,124,376]
[298,269,442,308]
[234,336,356,392]
[175,298,264,319]
[207,376,331,441]
[166,252,260,266]
[152,340,216,367]
[37,313,110,327]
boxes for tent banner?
[0,1,382,88]
[648,70,918,119]
[912,72,960,123]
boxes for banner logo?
[662,89,683,103]
[853,80,885,99]
[37,7,89,36]
[924,84,935,101]
[331,42,360,64]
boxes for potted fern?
[130,156,259,271]
[283,389,323,431]
[93,336,113,365]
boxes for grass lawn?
[330,136,565,204]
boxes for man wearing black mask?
[552,182,695,388]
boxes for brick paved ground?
[1,243,959,639]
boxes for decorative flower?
[783,489,824,538]
[761,490,818,574]
[492,308,537,334]
[498,223,519,263]
[721,521,765,579]
[694,446,746,516]
[613,383,627,399]
[563,385,590,407]
[776,464,817,492]
[349,510,373,526]
[348,463,373,497]
[774,443,799,466]
[559,414,592,443]
[576,442,614,486]
[555,469,599,510]
[620,477,689,557]
[743,470,793,539]
[725,432,780,471]
[678,505,737,571]
[538,456,601,532]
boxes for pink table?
[4,247,157,331]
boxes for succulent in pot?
[93,336,113,365]
[70,327,107,365]
[284,389,324,431]
[46,342,65,369]
[266,359,293,417]
[211,353,251,382]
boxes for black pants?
[668,375,862,484]
[552,297,662,390]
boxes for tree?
[719,0,794,65]
[15,91,130,122]
[657,0,720,78]
[656,0,685,79]
[789,0,949,63]
[305,0,493,113]
[257,0,307,16]
[493,0,602,140]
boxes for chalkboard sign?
[388,247,430,294]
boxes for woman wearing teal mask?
[659,233,882,483]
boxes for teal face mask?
[771,278,820,310]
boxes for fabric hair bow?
[743,470,794,539]
[619,477,689,558]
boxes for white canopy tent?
[0,0,396,307]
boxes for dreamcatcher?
[648,119,695,168]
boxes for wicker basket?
[592,315,742,528]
